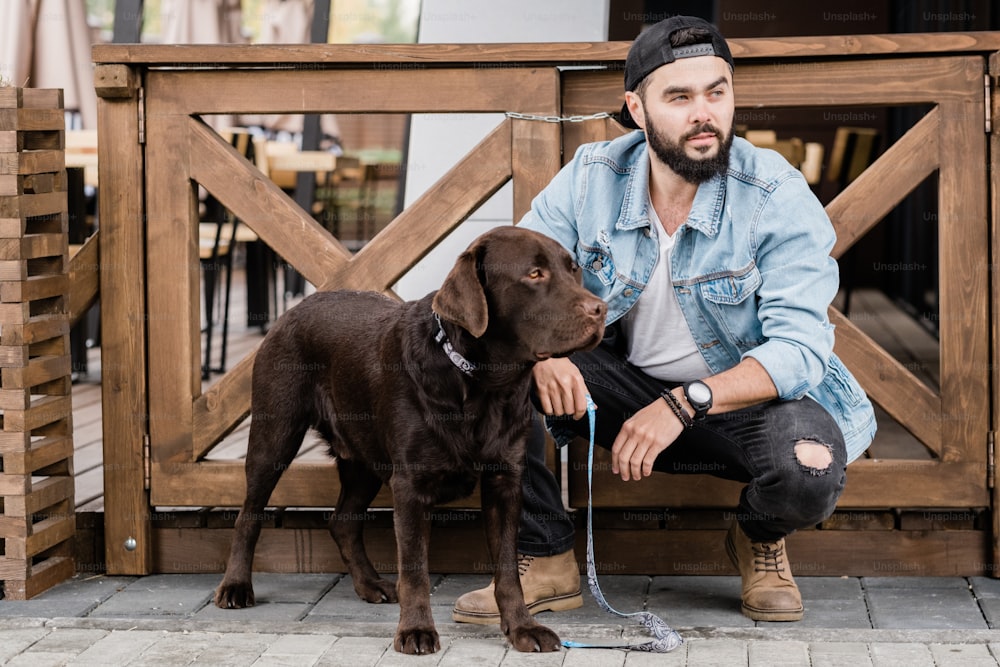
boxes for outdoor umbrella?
[0,0,97,128]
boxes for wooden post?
[0,87,76,599]
[989,51,1000,578]
[95,65,152,574]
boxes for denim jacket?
[519,131,876,463]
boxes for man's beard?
[645,116,733,184]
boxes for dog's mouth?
[533,329,605,361]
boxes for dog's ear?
[432,241,488,338]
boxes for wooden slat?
[511,112,562,222]
[331,119,512,292]
[567,442,988,509]
[829,308,942,455]
[151,461,488,510]
[0,150,64,176]
[0,474,73,517]
[92,32,1000,66]
[144,115,198,466]
[192,353,255,461]
[147,68,563,116]
[186,118,350,288]
[68,232,99,325]
[936,96,991,466]
[149,523,988,577]
[97,76,152,575]
[0,557,75,601]
[0,108,64,132]
[150,461,391,508]
[0,274,68,303]
[829,107,940,258]
[563,57,981,117]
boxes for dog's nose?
[580,298,607,319]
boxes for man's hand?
[611,392,685,481]
[533,358,589,420]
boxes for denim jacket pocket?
[698,264,762,305]
[578,244,617,287]
[822,355,865,407]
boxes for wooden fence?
[89,33,1000,578]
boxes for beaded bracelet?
[660,390,694,429]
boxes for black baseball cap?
[619,16,734,129]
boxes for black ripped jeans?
[517,326,848,554]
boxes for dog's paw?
[355,577,398,604]
[214,582,255,609]
[393,626,440,654]
[506,623,561,652]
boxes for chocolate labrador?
[214,226,606,654]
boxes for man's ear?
[432,241,488,338]
[624,91,645,130]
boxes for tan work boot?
[452,550,583,624]
[725,521,804,621]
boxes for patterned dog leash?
[560,395,684,652]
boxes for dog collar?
[433,313,477,377]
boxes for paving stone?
[435,637,507,666]
[862,576,971,589]
[237,573,340,605]
[135,630,223,664]
[978,597,1000,628]
[7,651,80,667]
[0,628,53,662]
[685,638,748,664]
[747,640,810,666]
[187,631,279,666]
[0,575,136,618]
[22,627,109,653]
[317,636,392,666]
[560,647,626,666]
[808,641,873,667]
[929,643,999,667]
[195,600,312,623]
[624,646,688,666]
[647,576,752,629]
[497,646,565,666]
[88,582,214,618]
[308,574,440,622]
[870,642,935,666]
[254,633,340,665]
[796,576,865,600]
[69,629,165,665]
[368,637,453,666]
[866,587,988,629]
[430,573,492,607]
[970,576,1000,598]
[548,574,648,624]
[769,597,870,629]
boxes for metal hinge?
[988,431,995,489]
[985,74,992,134]
[143,434,151,490]
[137,86,146,144]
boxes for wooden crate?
[0,87,75,599]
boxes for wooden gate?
[92,33,1000,577]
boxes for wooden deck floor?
[69,277,939,513]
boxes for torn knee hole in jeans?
[794,438,833,476]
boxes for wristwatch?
[683,380,713,420]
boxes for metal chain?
[504,111,612,123]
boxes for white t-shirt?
[620,198,712,383]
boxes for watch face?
[688,382,711,405]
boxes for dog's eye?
[527,268,544,280]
